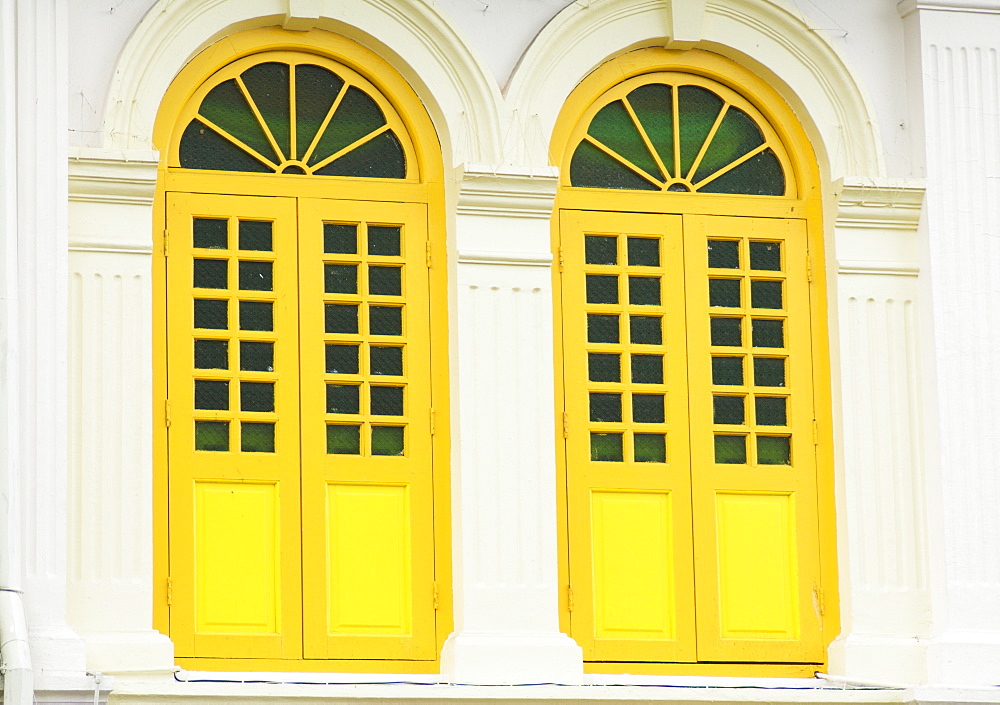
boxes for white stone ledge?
[837,260,920,276]
[457,249,553,266]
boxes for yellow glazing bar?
[235,75,286,164]
[622,96,671,181]
[195,114,280,171]
[309,124,391,174]
[685,103,729,182]
[671,86,681,180]
[691,143,768,192]
[302,83,348,166]
[581,136,664,189]
[289,64,297,161]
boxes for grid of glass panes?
[323,222,408,456]
[191,217,279,453]
[584,232,668,463]
[707,237,791,465]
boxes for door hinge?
[566,585,574,612]
[162,229,169,257]
[426,240,432,267]
[433,581,439,610]
[164,400,171,428]
[562,412,569,439]
[806,254,813,282]
[812,419,819,445]
[166,577,173,605]
[430,408,436,435]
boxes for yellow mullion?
[671,87,681,180]
[309,125,391,174]
[582,135,664,190]
[288,67,297,161]
[196,114,279,172]
[684,103,729,182]
[691,143,768,192]
[302,83,349,166]
[622,96,671,181]
[235,76,286,164]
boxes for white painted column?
[441,164,583,684]
[899,0,1000,686]
[826,180,931,684]
[66,151,175,676]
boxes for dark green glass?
[713,395,745,425]
[754,357,785,387]
[591,432,624,462]
[195,380,229,411]
[195,339,228,369]
[179,119,271,172]
[752,319,784,348]
[710,317,742,347]
[632,393,664,423]
[327,424,361,455]
[370,306,403,336]
[627,237,660,267]
[629,276,660,305]
[712,356,744,385]
[240,341,273,372]
[586,275,618,304]
[590,392,622,423]
[587,100,663,182]
[700,148,785,196]
[678,85,724,176]
[194,259,228,289]
[585,235,617,265]
[325,264,358,294]
[239,221,272,251]
[241,62,291,158]
[239,301,273,331]
[309,86,387,166]
[370,346,403,376]
[239,261,272,291]
[749,241,782,271]
[631,354,663,384]
[241,422,275,453]
[755,396,787,426]
[195,421,229,451]
[295,64,345,159]
[368,226,401,256]
[587,314,619,343]
[326,384,360,414]
[194,299,228,330]
[588,353,620,383]
[692,106,764,184]
[371,426,405,456]
[324,223,357,254]
[634,433,666,463]
[757,435,791,464]
[325,304,359,334]
[371,385,404,416]
[627,83,674,177]
[240,381,274,413]
[709,278,741,307]
[326,344,359,374]
[714,435,747,464]
[751,280,782,309]
[314,130,406,179]
[199,79,278,163]
[369,266,402,296]
[194,218,228,249]
[630,315,662,345]
[708,240,740,269]
[570,140,658,191]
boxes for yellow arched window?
[152,30,450,672]
[552,50,836,675]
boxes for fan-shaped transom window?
[569,74,790,196]
[176,54,413,179]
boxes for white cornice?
[898,0,1000,18]
[68,148,159,206]
[456,164,559,219]
[836,178,925,231]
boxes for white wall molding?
[68,149,159,207]
[455,164,559,220]
[898,0,1000,18]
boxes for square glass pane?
[590,432,623,462]
[754,357,786,387]
[193,217,227,249]
[630,315,662,345]
[238,220,272,251]
[368,225,401,256]
[586,275,618,304]
[370,306,403,336]
[327,424,361,454]
[585,235,617,265]
[372,425,405,456]
[714,435,747,464]
[632,393,665,423]
[755,396,787,426]
[589,392,622,422]
[194,259,228,289]
[631,354,663,384]
[194,299,228,329]
[195,339,228,369]
[371,346,403,376]
[757,435,791,464]
[709,278,741,307]
[752,319,784,348]
[369,266,402,296]
[240,341,273,372]
[588,353,620,383]
[324,223,357,254]
[627,237,659,267]
[239,261,273,291]
[750,241,781,271]
[239,301,273,331]
[240,381,274,412]
[628,276,660,305]
[325,303,359,334]
[326,344,359,374]
[710,317,742,346]
[241,422,275,453]
[713,395,745,425]
[712,356,744,385]
[371,385,404,416]
[751,280,782,309]
[195,379,229,410]
[634,433,666,463]
[326,384,360,414]
[708,239,740,269]
[587,314,619,343]
[195,420,228,451]
[325,264,358,294]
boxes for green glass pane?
[585,235,617,265]
[240,341,273,372]
[628,276,660,305]
[631,354,663,384]
[627,83,674,178]
[588,353,620,383]
[239,301,273,331]
[179,119,271,172]
[711,317,742,347]
[712,356,744,385]
[295,64,345,160]
[194,259,227,289]
[755,396,787,426]
[586,275,618,304]
[713,395,745,425]
[327,424,361,455]
[314,130,406,178]
[709,278,741,308]
[195,380,229,411]
[310,86,387,166]
[241,422,275,453]
[371,385,404,416]
[714,435,747,464]
[370,306,403,336]
[627,237,659,267]
[199,79,279,164]
[240,62,291,159]
[591,432,624,462]
[632,393,664,423]
[370,346,403,376]
[239,221,272,251]
[708,240,740,269]
[240,381,274,413]
[587,314,619,343]
[757,435,791,464]
[752,319,784,348]
[634,433,666,463]
[699,148,785,195]
[195,421,229,451]
[692,106,764,184]
[751,280,782,309]
[587,100,663,182]
[368,226,401,256]
[326,344,359,374]
[678,85,724,177]
[194,218,228,249]
[194,299,228,330]
[754,357,785,387]
[325,264,358,294]
[629,315,662,345]
[195,340,228,370]
[372,426,405,456]
[327,384,360,414]
[324,223,357,254]
[369,266,402,296]
[589,392,622,423]
[569,140,658,191]
[750,241,782,271]
[239,261,272,291]
[325,304,359,334]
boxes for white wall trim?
[898,0,1000,18]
